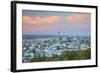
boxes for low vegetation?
[30,48,91,62]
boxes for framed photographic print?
[11,1,98,72]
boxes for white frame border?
[16,3,96,70]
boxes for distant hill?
[23,34,90,39]
[23,35,58,39]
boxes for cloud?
[22,16,31,25]
[23,16,61,32]
[23,16,61,25]
[65,14,90,23]
[23,24,57,32]
[23,14,90,33]
[64,14,90,29]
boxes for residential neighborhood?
[22,35,91,63]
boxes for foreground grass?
[30,48,91,62]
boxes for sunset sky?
[22,10,91,36]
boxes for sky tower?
[58,32,62,41]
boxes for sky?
[22,10,91,36]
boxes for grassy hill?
[30,48,91,62]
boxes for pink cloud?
[23,16,61,32]
[65,14,90,23]
[23,14,90,33]
[79,24,90,29]
[66,24,89,29]
[22,16,33,24]
[23,16,61,25]
[23,24,58,32]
